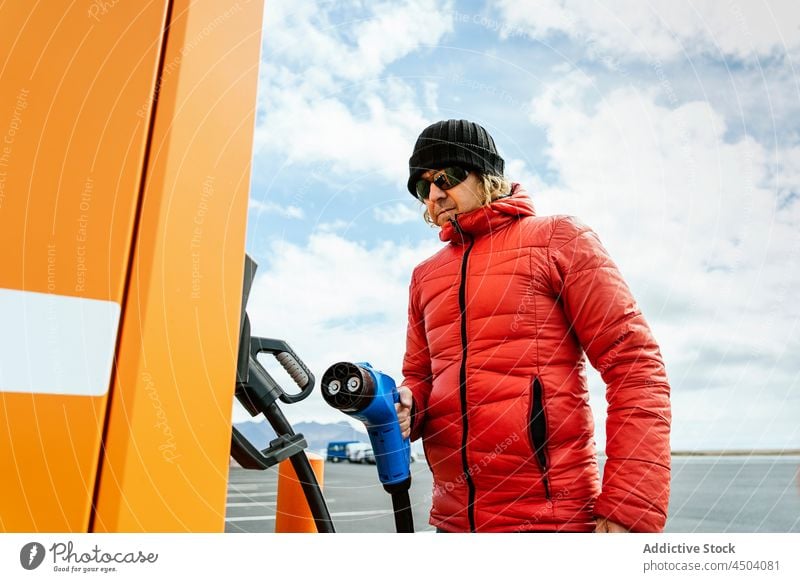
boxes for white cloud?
[504,157,547,194]
[254,86,428,183]
[237,231,440,424]
[423,81,440,116]
[494,0,800,62]
[264,0,454,83]
[373,202,422,224]
[254,1,454,182]
[527,70,800,448]
[316,219,351,233]
[249,199,305,219]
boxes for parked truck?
[326,441,359,463]
[345,442,373,464]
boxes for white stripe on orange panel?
[0,288,120,396]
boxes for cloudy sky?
[237,0,800,451]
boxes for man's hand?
[594,517,629,533]
[395,386,413,439]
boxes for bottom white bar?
[0,533,798,581]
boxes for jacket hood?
[439,183,535,243]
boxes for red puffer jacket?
[403,184,671,532]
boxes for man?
[395,119,671,533]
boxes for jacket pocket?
[528,377,551,500]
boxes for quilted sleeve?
[401,269,433,442]
[548,216,672,532]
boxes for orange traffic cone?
[275,452,325,532]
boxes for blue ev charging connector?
[321,361,414,532]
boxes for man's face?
[422,169,483,227]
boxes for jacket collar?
[439,183,535,244]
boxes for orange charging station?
[0,0,265,532]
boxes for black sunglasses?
[415,167,470,202]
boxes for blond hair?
[422,173,512,226]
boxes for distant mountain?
[234,419,368,454]
[232,419,424,459]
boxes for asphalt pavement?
[225,455,800,533]
[225,460,435,533]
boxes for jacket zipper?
[453,217,477,532]
[529,377,552,500]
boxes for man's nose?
[428,182,447,202]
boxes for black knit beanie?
[407,119,505,196]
